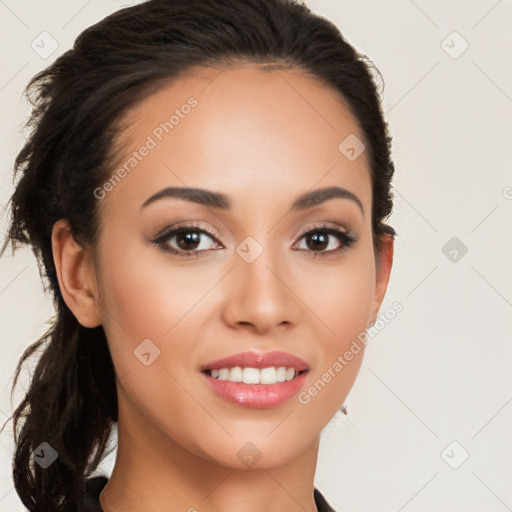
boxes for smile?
[200,350,310,408]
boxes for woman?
[1,0,396,510]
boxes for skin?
[52,63,393,512]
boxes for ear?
[51,219,102,328]
[371,232,394,323]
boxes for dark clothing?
[80,475,337,511]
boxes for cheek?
[98,238,206,337]
[95,236,239,412]
[310,246,376,344]
[94,241,212,432]
[301,246,376,408]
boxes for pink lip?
[199,351,310,409]
[201,371,309,408]
[200,351,309,371]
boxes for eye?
[151,223,221,257]
[293,224,357,257]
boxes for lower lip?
[202,371,309,408]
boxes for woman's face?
[86,64,392,469]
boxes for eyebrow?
[140,185,364,215]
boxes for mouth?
[199,351,310,408]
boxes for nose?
[221,243,302,335]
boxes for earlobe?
[51,219,102,328]
[372,233,394,321]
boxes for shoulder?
[79,475,108,512]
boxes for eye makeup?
[149,221,358,259]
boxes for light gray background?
[1,1,511,511]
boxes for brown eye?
[152,225,221,257]
[295,226,357,256]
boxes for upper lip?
[200,351,309,371]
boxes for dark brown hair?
[1,0,395,510]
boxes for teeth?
[209,366,300,384]
[276,367,287,382]
[260,367,276,384]
[229,366,243,382]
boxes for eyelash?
[151,222,358,259]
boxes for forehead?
[101,63,372,217]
